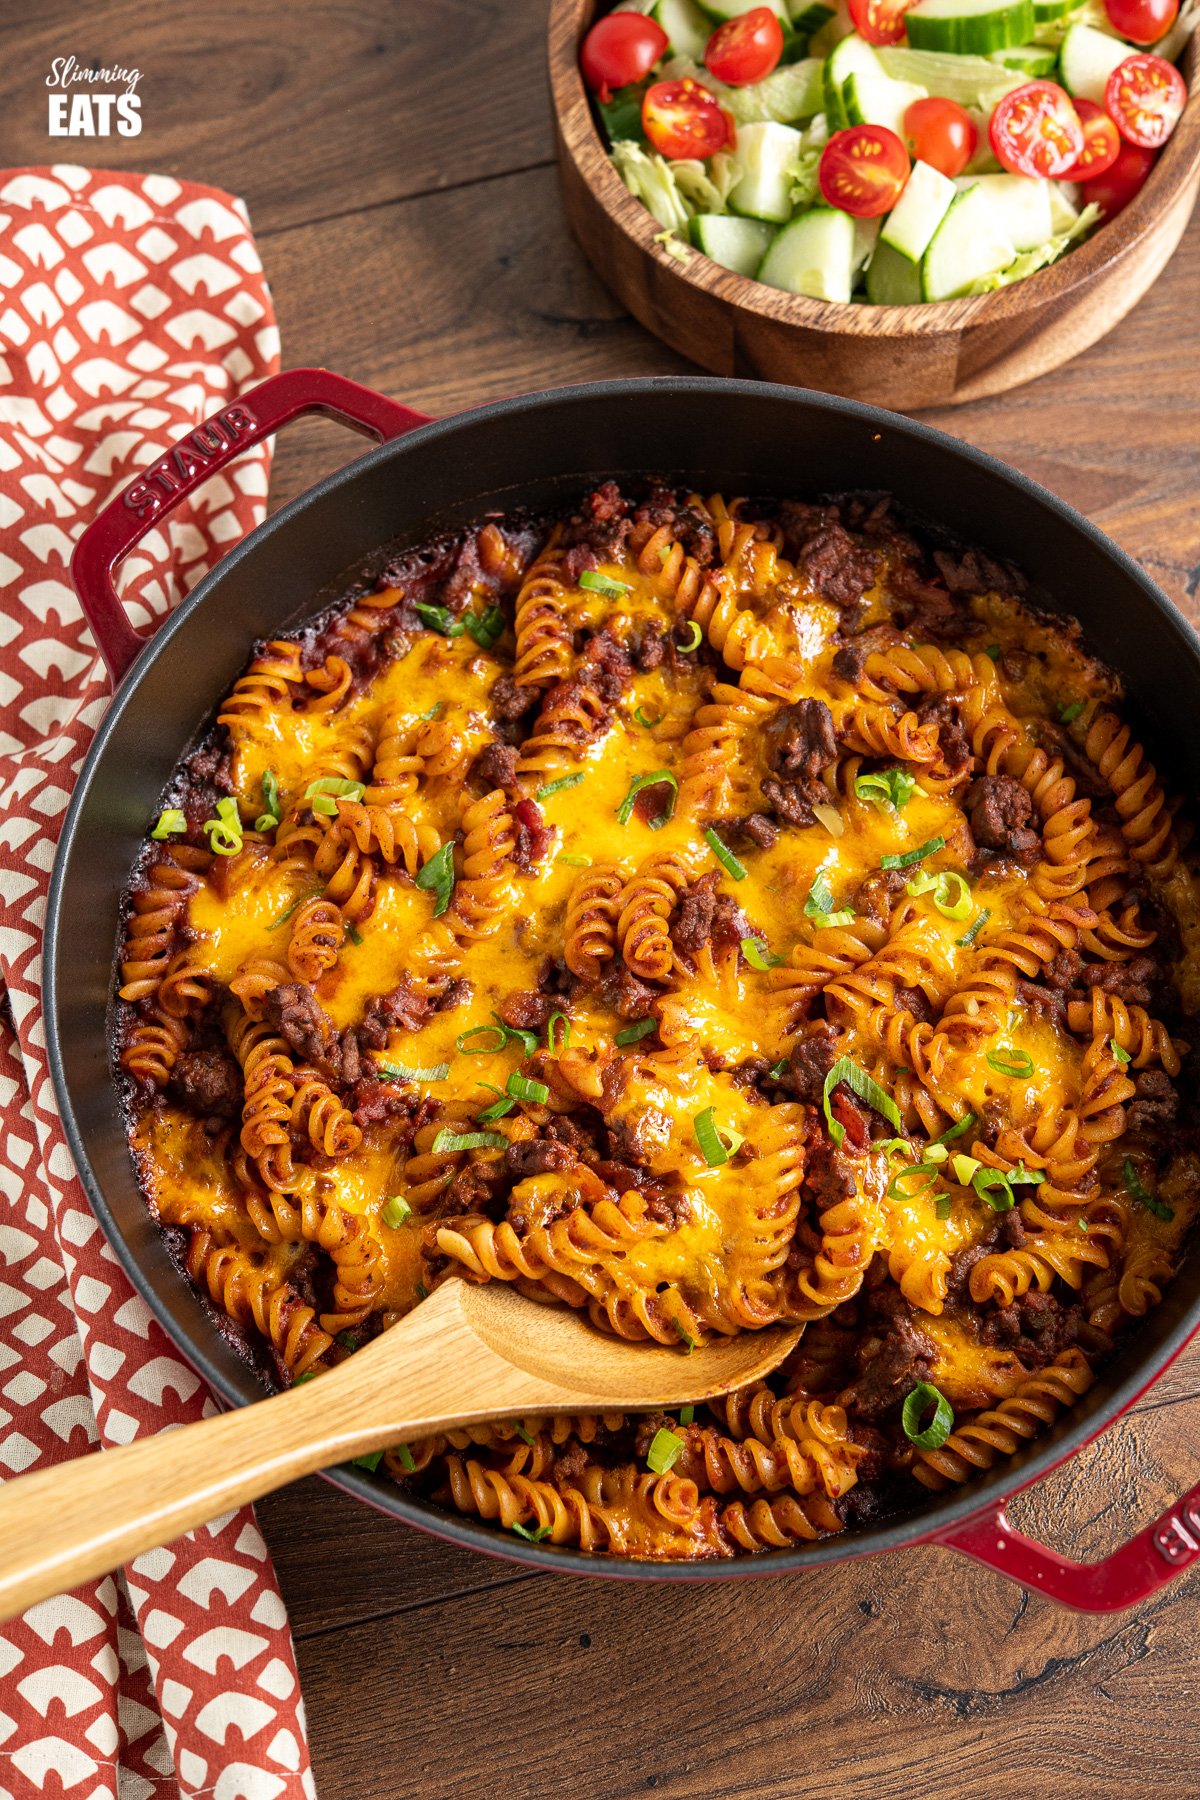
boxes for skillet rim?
[44,373,1200,1580]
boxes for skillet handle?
[936,1479,1200,1612]
[70,366,431,686]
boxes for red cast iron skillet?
[50,367,1200,1609]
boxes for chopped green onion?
[415,1282,428,1300]
[381,1196,412,1229]
[679,1404,695,1425]
[931,1112,976,1147]
[935,1195,952,1220]
[203,796,243,856]
[616,769,678,829]
[305,776,365,801]
[345,923,364,946]
[901,1383,954,1450]
[414,600,465,637]
[955,907,991,948]
[255,769,282,832]
[456,1024,508,1055]
[1010,1163,1046,1186]
[804,870,855,929]
[741,936,783,971]
[537,773,584,801]
[578,569,631,598]
[704,826,747,882]
[972,1167,1016,1211]
[678,621,702,652]
[767,1059,788,1080]
[556,852,592,867]
[415,840,456,917]
[1110,1039,1131,1065]
[151,808,187,840]
[514,1425,536,1446]
[615,1018,657,1046]
[674,1322,695,1353]
[881,834,945,872]
[986,1048,1035,1080]
[811,802,844,838]
[395,1443,416,1472]
[492,1011,538,1056]
[510,1521,552,1542]
[269,888,321,929]
[419,702,444,721]
[477,1083,516,1124]
[693,1106,741,1167]
[1059,700,1084,725]
[507,1073,550,1105]
[1123,1157,1173,1220]
[906,869,971,921]
[855,768,919,813]
[951,1153,980,1187]
[633,706,662,729]
[431,1129,509,1153]
[464,605,505,649]
[351,1449,384,1473]
[646,1427,684,1475]
[379,1060,450,1083]
[985,644,1001,661]
[546,1012,571,1054]
[886,1161,939,1200]
[293,1371,319,1385]
[1078,1217,1089,1233]
[822,1057,901,1148]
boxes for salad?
[580,0,1195,301]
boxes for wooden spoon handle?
[0,1284,548,1623]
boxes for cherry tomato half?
[1104,0,1179,45]
[580,12,668,95]
[848,0,913,46]
[1063,97,1122,178]
[903,95,979,177]
[705,6,785,85]
[642,78,732,159]
[819,124,911,217]
[1078,136,1158,214]
[1105,53,1187,148]
[988,80,1084,178]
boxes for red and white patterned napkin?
[0,166,314,1800]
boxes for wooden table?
[5,4,1200,1794]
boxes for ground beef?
[580,632,633,705]
[670,871,750,961]
[779,1024,840,1105]
[490,673,537,724]
[553,1440,591,1486]
[842,1292,937,1423]
[633,487,716,567]
[1081,954,1161,1011]
[1126,1067,1179,1133]
[504,1138,577,1181]
[981,1291,1080,1368]
[778,504,881,614]
[348,1082,439,1135]
[1014,978,1067,1027]
[760,776,825,829]
[965,773,1041,861]
[264,983,340,1073]
[773,697,839,780]
[169,1047,242,1117]
[469,740,518,792]
[441,532,487,610]
[537,956,574,996]
[495,990,556,1032]
[356,980,433,1049]
[894,985,935,1025]
[631,625,668,671]
[918,694,972,776]
[562,480,632,566]
[715,812,779,849]
[512,797,551,872]
[832,643,867,684]
[933,545,1025,601]
[595,962,659,1014]
[944,1229,1000,1305]
[853,867,906,929]
[804,1138,858,1208]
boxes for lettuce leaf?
[965,203,1102,292]
[609,141,692,232]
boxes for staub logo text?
[47,56,142,137]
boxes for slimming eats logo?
[46,56,142,137]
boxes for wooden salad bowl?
[548,0,1200,408]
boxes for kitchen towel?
[0,165,315,1800]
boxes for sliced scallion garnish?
[537,773,584,800]
[986,1048,1034,1079]
[578,569,631,598]
[507,1073,550,1105]
[741,936,784,971]
[414,600,465,637]
[955,907,991,948]
[464,605,505,649]
[616,769,678,829]
[492,1011,538,1056]
[881,834,945,873]
[415,840,456,917]
[615,1018,657,1046]
[804,869,855,929]
[546,1012,571,1054]
[304,776,366,818]
[646,1427,684,1475]
[379,1060,450,1083]
[906,868,971,920]
[202,796,243,856]
[1124,1157,1173,1220]
[477,1082,516,1123]
[679,1404,695,1425]
[431,1129,509,1154]
[678,621,702,652]
[381,1196,412,1228]
[457,1024,508,1055]
[1110,1038,1131,1065]
[556,852,592,867]
[822,1057,901,1148]
[855,768,919,813]
[1059,700,1084,724]
[255,768,282,832]
[395,1443,417,1472]
[901,1383,953,1450]
[151,808,186,840]
[269,887,322,929]
[510,1520,552,1542]
[704,826,747,881]
[633,706,662,729]
[352,1449,384,1473]
[886,1161,940,1200]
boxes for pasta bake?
[116,482,1200,1558]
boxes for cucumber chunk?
[1059,19,1131,101]
[727,120,805,221]
[866,239,925,302]
[844,70,929,134]
[954,171,1054,249]
[880,157,958,259]
[921,182,1016,299]
[905,0,1036,54]
[652,0,714,57]
[824,30,885,127]
[691,213,775,274]
[1046,179,1081,232]
[790,0,836,31]
[990,41,1059,72]
[877,43,1022,104]
[1031,0,1084,19]
[697,0,790,20]
[720,57,825,121]
[758,206,858,299]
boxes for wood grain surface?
[2,3,1199,1795]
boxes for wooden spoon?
[0,1279,801,1621]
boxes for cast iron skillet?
[50,367,1200,1608]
